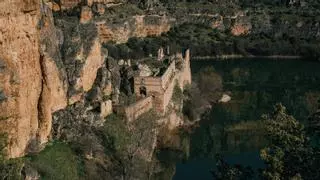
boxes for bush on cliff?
[172,81,183,106]
[30,142,80,180]
[0,134,24,179]
[100,112,157,179]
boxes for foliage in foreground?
[212,103,320,180]
[100,111,158,179]
[30,142,80,180]
[0,134,24,180]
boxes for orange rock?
[60,0,81,10]
[75,38,104,92]
[80,6,93,24]
[96,15,171,44]
[0,0,42,158]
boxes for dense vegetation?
[105,21,320,61]
[29,142,80,180]
[103,0,320,61]
[212,104,320,180]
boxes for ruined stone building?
[126,49,192,119]
[115,49,191,122]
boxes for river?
[160,58,320,180]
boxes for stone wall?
[177,49,192,89]
[161,61,176,89]
[133,49,191,115]
[115,96,153,122]
[134,76,162,95]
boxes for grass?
[30,142,80,180]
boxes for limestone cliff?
[97,15,171,44]
[0,0,42,158]
[0,0,110,158]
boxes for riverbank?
[192,55,302,60]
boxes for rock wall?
[38,2,69,147]
[97,15,171,44]
[115,96,153,122]
[60,0,123,10]
[0,0,111,158]
[0,0,42,157]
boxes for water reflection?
[157,59,320,180]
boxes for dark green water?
[172,58,320,180]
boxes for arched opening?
[139,86,147,97]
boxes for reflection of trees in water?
[191,59,320,120]
[189,105,267,159]
[152,133,191,180]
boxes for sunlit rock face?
[0,0,108,158]
[80,6,93,24]
[60,0,123,10]
[97,15,171,44]
[60,0,81,10]
[0,0,43,158]
[75,38,104,92]
[230,17,252,36]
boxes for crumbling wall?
[124,96,153,122]
[133,50,191,116]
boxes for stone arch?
[139,86,147,97]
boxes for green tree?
[31,142,79,180]
[307,100,320,144]
[260,104,319,180]
[212,104,320,180]
[101,112,157,180]
[212,154,254,180]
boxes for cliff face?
[0,0,109,158]
[97,15,171,43]
[0,0,43,158]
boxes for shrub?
[30,142,80,180]
[0,134,24,179]
[172,81,183,105]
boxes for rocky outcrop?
[37,2,69,147]
[80,6,93,24]
[60,0,81,10]
[74,38,105,92]
[230,16,252,36]
[97,15,171,44]
[60,0,123,10]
